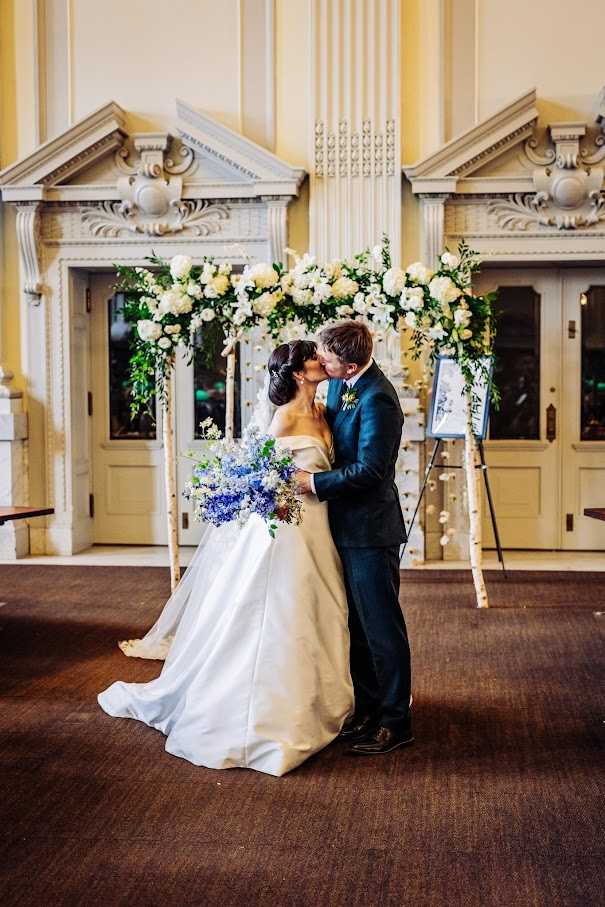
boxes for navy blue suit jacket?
[313,361,406,548]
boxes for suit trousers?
[338,546,411,731]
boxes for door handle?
[546,404,557,442]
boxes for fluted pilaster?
[419,194,448,268]
[310,0,401,259]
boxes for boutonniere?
[341,387,359,411]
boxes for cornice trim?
[0,101,127,189]
[403,88,538,189]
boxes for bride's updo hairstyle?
[267,340,317,406]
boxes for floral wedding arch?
[119,239,498,607]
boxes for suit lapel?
[333,362,381,437]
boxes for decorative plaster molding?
[0,101,127,198]
[81,198,230,237]
[79,133,229,237]
[488,122,605,231]
[15,204,43,304]
[176,99,305,197]
[313,118,396,180]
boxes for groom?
[297,321,413,755]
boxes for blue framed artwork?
[427,355,493,440]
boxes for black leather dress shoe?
[348,725,414,755]
[337,714,378,743]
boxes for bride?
[98,339,354,777]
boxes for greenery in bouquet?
[182,419,303,537]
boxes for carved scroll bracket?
[82,133,229,236]
[15,203,43,305]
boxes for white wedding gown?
[98,435,354,777]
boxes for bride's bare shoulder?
[269,407,297,438]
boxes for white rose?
[164,324,181,334]
[187,282,203,298]
[404,311,418,330]
[248,262,279,289]
[429,276,462,306]
[406,262,433,285]
[137,320,163,342]
[336,304,354,317]
[372,245,383,261]
[158,336,172,349]
[440,252,459,269]
[169,255,192,281]
[332,276,360,299]
[383,267,406,297]
[201,308,216,322]
[252,291,278,317]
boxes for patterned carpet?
[0,565,603,906]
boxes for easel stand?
[401,437,507,576]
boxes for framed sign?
[427,355,493,439]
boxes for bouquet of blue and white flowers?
[182,419,303,537]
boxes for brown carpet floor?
[0,566,603,907]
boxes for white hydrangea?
[292,288,313,306]
[169,255,192,280]
[312,282,333,304]
[252,291,278,317]
[383,268,406,297]
[440,252,459,270]
[406,262,433,285]
[401,287,425,311]
[248,262,279,289]
[429,276,462,306]
[187,282,203,299]
[137,320,163,342]
[332,276,360,299]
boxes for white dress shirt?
[308,359,373,494]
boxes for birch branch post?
[162,367,181,592]
[464,390,488,608]
[222,334,237,442]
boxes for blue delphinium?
[183,419,302,536]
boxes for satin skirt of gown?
[98,436,354,777]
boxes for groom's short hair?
[318,321,373,366]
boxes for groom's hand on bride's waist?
[295,469,313,494]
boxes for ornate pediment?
[0,100,307,302]
[404,86,605,235]
[403,89,539,194]
[0,99,306,208]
